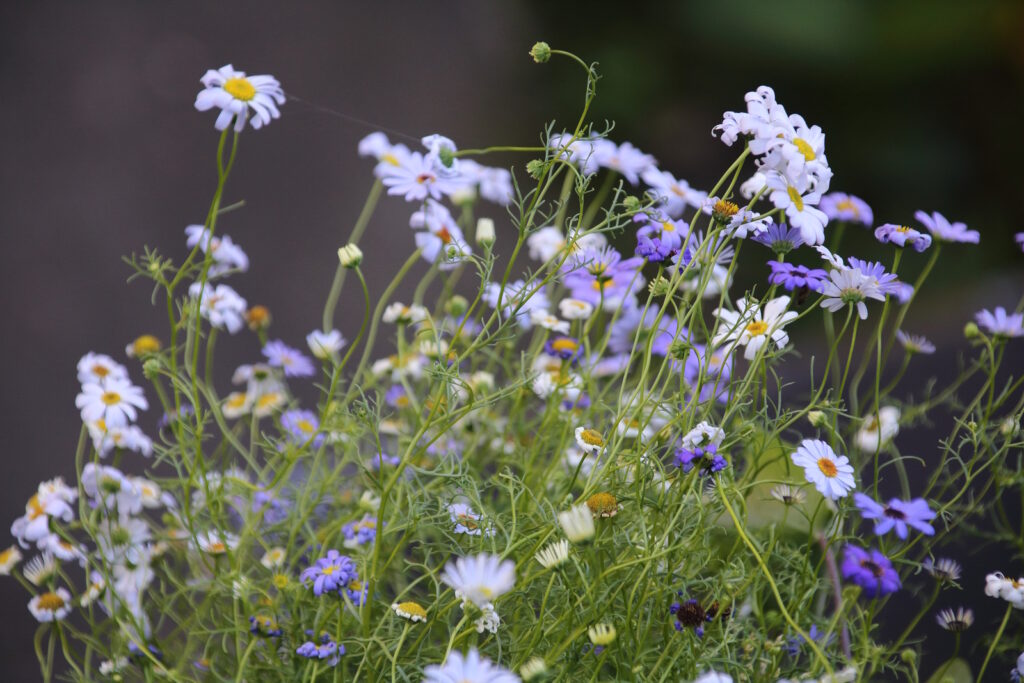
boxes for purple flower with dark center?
[636,235,673,262]
[673,444,728,475]
[544,336,584,362]
[874,223,932,252]
[300,549,358,596]
[752,222,805,254]
[915,210,979,244]
[670,598,713,637]
[975,307,1024,338]
[841,545,901,598]
[847,257,900,296]
[820,193,873,227]
[767,261,828,293]
[262,340,315,378]
[854,493,936,539]
[280,409,324,449]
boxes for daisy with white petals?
[194,64,285,132]
[791,439,855,501]
[440,553,516,608]
[712,296,797,360]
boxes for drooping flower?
[820,267,884,320]
[854,406,900,452]
[915,210,978,244]
[189,282,248,333]
[712,296,797,360]
[194,64,285,132]
[557,504,595,543]
[184,225,249,277]
[854,493,936,539]
[422,649,520,683]
[922,557,962,584]
[935,607,973,632]
[752,222,805,254]
[0,546,22,575]
[306,329,346,360]
[588,623,617,645]
[895,330,935,354]
[874,223,932,252]
[841,545,900,597]
[440,553,516,608]
[791,439,855,501]
[770,484,807,506]
[535,540,570,569]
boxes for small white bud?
[337,244,363,268]
[475,217,496,247]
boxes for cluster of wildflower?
[6,48,1024,683]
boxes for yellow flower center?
[101,391,121,406]
[272,574,289,588]
[586,492,618,517]
[835,199,859,215]
[817,457,838,478]
[551,338,580,354]
[321,566,336,575]
[0,548,17,564]
[477,586,494,598]
[131,335,161,356]
[579,428,604,446]
[896,225,911,233]
[297,419,315,433]
[787,186,805,212]
[92,364,110,378]
[223,76,256,101]
[745,320,769,337]
[793,138,816,161]
[382,153,400,166]
[396,601,427,619]
[226,394,247,408]
[207,542,227,554]
[27,494,45,519]
[36,592,65,611]
[713,199,739,218]
[661,220,676,233]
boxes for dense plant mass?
[7,47,1024,682]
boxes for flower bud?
[338,244,363,269]
[475,217,496,247]
[622,195,641,212]
[445,295,469,317]
[358,490,381,512]
[1000,417,1020,437]
[808,411,828,428]
[142,358,162,381]
[669,340,693,361]
[126,335,161,358]
[526,159,545,179]
[648,276,672,297]
[963,321,979,339]
[529,41,551,63]
[245,305,271,332]
[899,649,916,666]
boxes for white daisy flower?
[574,427,605,455]
[592,140,656,185]
[194,64,285,132]
[195,530,239,555]
[82,463,143,515]
[95,517,151,565]
[306,329,346,360]
[712,296,797,361]
[559,297,594,320]
[382,302,430,325]
[693,673,733,683]
[80,571,106,607]
[422,649,520,683]
[40,536,85,564]
[984,572,1024,608]
[855,407,900,452]
[11,482,77,550]
[681,421,726,450]
[189,282,248,334]
[820,267,884,320]
[23,553,57,586]
[474,603,501,634]
[184,225,249,277]
[261,547,286,570]
[765,170,829,246]
[440,553,516,608]
[76,378,148,428]
[0,545,22,575]
[28,588,72,622]
[535,540,571,569]
[520,657,548,681]
[98,657,128,677]
[222,391,253,419]
[391,600,428,622]
[76,352,128,386]
[530,309,570,334]
[88,421,153,458]
[791,439,855,501]
[642,168,707,217]
[131,477,168,509]
[558,504,595,543]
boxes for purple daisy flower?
[767,261,829,292]
[847,257,901,296]
[752,222,805,254]
[975,307,1024,338]
[249,614,283,637]
[342,516,380,547]
[874,223,932,252]
[562,245,646,308]
[280,409,324,449]
[296,639,343,665]
[895,330,935,354]
[262,340,315,378]
[608,305,683,356]
[854,493,936,539]
[635,235,673,262]
[915,210,979,244]
[384,384,411,409]
[299,549,358,596]
[785,624,834,657]
[820,192,873,227]
[636,215,687,252]
[841,545,901,598]
[544,336,584,362]
[251,489,291,526]
[673,444,728,475]
[345,579,368,606]
[680,344,732,404]
[1016,232,1024,252]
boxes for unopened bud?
[648,276,671,297]
[245,305,271,331]
[338,244,363,269]
[526,159,545,179]
[808,411,828,428]
[669,340,693,361]
[899,649,916,665]
[445,295,469,317]
[963,321,980,339]
[142,358,161,381]
[476,217,496,247]
[529,41,551,64]
[622,196,641,212]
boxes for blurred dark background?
[2,2,1022,679]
